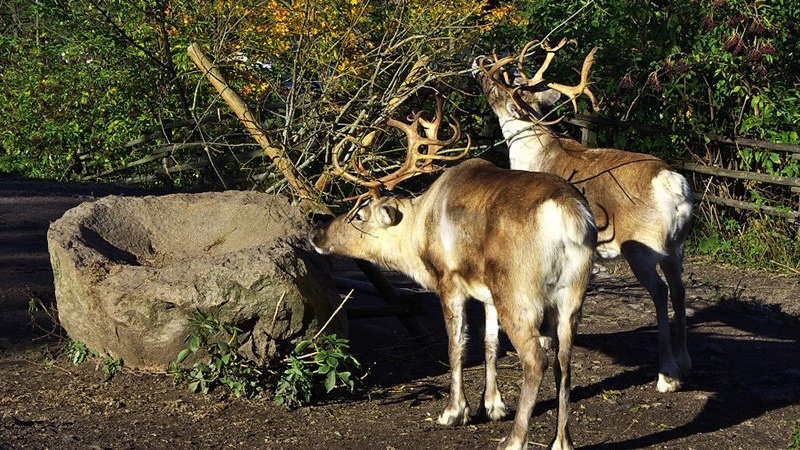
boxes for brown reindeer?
[311,103,597,450]
[473,39,694,393]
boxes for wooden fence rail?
[572,113,800,223]
[87,109,800,222]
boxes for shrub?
[172,311,361,408]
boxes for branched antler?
[330,96,470,205]
[476,39,600,120]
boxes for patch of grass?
[688,214,800,273]
[789,421,800,450]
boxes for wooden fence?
[87,113,800,223]
[572,114,800,223]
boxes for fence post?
[574,110,597,148]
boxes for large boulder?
[47,191,345,369]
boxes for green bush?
[1,0,189,179]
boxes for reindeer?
[473,39,694,393]
[310,102,597,450]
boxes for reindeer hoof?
[484,400,507,422]
[480,392,507,421]
[497,436,527,450]
[656,373,682,393]
[437,405,470,426]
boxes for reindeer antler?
[543,45,600,111]
[517,38,576,87]
[477,52,564,125]
[330,96,470,205]
[476,39,600,120]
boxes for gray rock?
[47,191,345,369]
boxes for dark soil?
[1,177,798,450]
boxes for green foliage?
[688,215,800,272]
[274,333,361,409]
[274,350,314,409]
[100,354,124,382]
[1,0,492,188]
[172,311,267,398]
[66,340,91,366]
[172,311,360,407]
[63,339,124,381]
[790,421,800,450]
[1,0,189,180]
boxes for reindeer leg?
[660,251,692,377]
[437,289,471,426]
[623,246,683,393]
[497,332,547,450]
[549,287,582,450]
[496,296,548,450]
[482,303,507,421]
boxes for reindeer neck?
[371,196,438,291]
[499,117,559,172]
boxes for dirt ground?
[1,176,798,450]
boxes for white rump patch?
[652,170,693,242]
[537,199,595,289]
[538,199,593,247]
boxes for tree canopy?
[2,0,798,190]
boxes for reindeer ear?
[505,101,526,119]
[377,204,402,227]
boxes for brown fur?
[474,62,695,394]
[311,158,597,450]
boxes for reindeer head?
[473,39,600,124]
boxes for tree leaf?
[324,370,337,393]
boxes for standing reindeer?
[311,103,597,450]
[473,39,694,393]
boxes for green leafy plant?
[274,350,314,409]
[99,354,124,382]
[172,310,360,408]
[63,339,124,381]
[66,340,91,366]
[172,311,267,398]
[274,333,361,409]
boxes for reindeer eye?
[347,204,368,223]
